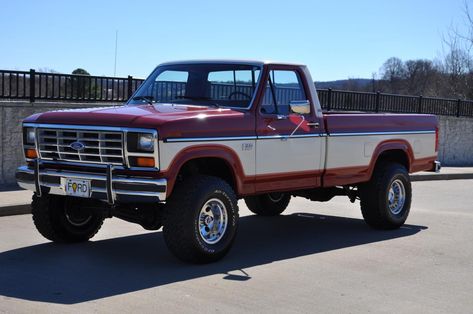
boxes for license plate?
[64,178,91,198]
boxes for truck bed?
[321,112,438,186]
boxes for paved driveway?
[0,180,472,313]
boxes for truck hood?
[24,104,255,139]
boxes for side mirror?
[290,100,310,115]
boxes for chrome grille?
[38,128,124,165]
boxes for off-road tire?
[162,175,239,264]
[32,194,105,242]
[244,193,291,216]
[359,162,412,229]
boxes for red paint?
[323,165,369,187]
[24,63,435,142]
[160,144,252,198]
[24,104,256,139]
[324,113,438,134]
[373,139,415,169]
[411,156,437,173]
[23,62,439,197]
[255,63,325,139]
[289,115,311,132]
[254,170,323,193]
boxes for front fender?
[160,144,251,198]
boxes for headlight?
[25,128,36,145]
[126,131,157,168]
[137,133,154,152]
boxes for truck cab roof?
[157,59,306,67]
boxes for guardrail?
[1,69,472,117]
[0,69,144,102]
[317,89,473,117]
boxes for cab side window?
[260,70,307,115]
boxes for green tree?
[71,68,91,99]
[72,68,90,76]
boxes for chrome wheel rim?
[198,198,228,244]
[268,192,284,203]
[388,179,406,215]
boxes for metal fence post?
[29,69,36,103]
[418,95,423,113]
[457,99,461,117]
[327,88,332,111]
[375,91,380,112]
[127,75,133,100]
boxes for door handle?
[307,122,320,128]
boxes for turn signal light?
[134,157,155,167]
[25,149,38,159]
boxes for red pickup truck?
[17,60,440,263]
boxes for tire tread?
[359,162,411,229]
[31,194,104,243]
[163,175,238,263]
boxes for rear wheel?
[163,175,239,263]
[32,194,105,242]
[244,192,291,216]
[359,162,412,229]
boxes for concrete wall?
[437,116,473,166]
[0,101,472,186]
[0,101,116,186]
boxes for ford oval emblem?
[70,141,85,151]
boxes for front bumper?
[16,162,167,203]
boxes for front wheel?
[163,176,239,263]
[359,162,412,229]
[32,194,105,242]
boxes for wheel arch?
[162,144,248,198]
[368,140,414,179]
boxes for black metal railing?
[0,69,144,102]
[1,69,473,117]
[317,89,473,117]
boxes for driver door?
[255,66,324,193]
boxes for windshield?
[127,63,262,109]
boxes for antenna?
[114,30,118,76]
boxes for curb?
[410,173,473,182]
[0,204,31,217]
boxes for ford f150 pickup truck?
[16,60,440,263]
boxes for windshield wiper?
[132,95,155,105]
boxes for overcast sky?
[0,0,468,81]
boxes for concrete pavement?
[0,180,472,313]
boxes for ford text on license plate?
[64,179,91,198]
